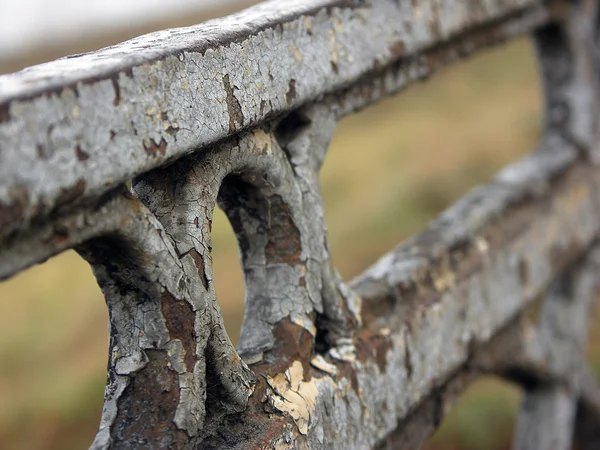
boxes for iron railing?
[1,0,600,448]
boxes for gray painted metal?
[1,0,600,448]
[0,0,561,240]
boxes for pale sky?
[0,0,236,59]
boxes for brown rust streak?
[252,318,314,380]
[185,248,210,290]
[55,179,86,207]
[161,291,196,373]
[111,75,121,106]
[223,74,244,133]
[389,41,407,58]
[143,137,168,157]
[201,318,315,446]
[264,195,302,265]
[335,361,360,396]
[46,225,70,246]
[354,328,393,373]
[75,144,90,161]
[286,79,297,105]
[112,350,190,447]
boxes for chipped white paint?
[310,354,338,376]
[266,361,320,435]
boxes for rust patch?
[336,361,360,395]
[429,17,442,42]
[161,291,196,373]
[0,186,29,234]
[0,103,9,123]
[254,318,313,380]
[223,74,244,133]
[186,248,210,290]
[404,339,414,380]
[286,79,297,105]
[264,195,302,265]
[354,328,393,373]
[360,291,396,325]
[143,137,168,157]
[389,41,407,58]
[56,179,86,207]
[259,99,266,117]
[375,337,392,372]
[111,75,121,106]
[199,399,291,449]
[112,350,190,447]
[75,144,89,161]
[46,225,69,246]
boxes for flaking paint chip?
[265,361,318,435]
[310,354,338,376]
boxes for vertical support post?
[512,247,600,449]
[77,191,255,449]
[534,0,600,159]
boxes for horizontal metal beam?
[0,0,564,241]
[195,134,600,447]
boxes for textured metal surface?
[1,0,600,448]
[0,0,564,242]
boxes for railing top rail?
[0,0,560,244]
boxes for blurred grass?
[1,32,580,449]
[425,378,521,450]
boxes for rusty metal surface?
[2,0,600,448]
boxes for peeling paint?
[310,354,338,375]
[265,361,319,435]
[0,0,598,448]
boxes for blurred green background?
[1,3,597,449]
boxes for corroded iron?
[1,0,600,448]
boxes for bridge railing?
[2,0,600,448]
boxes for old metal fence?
[1,0,600,448]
